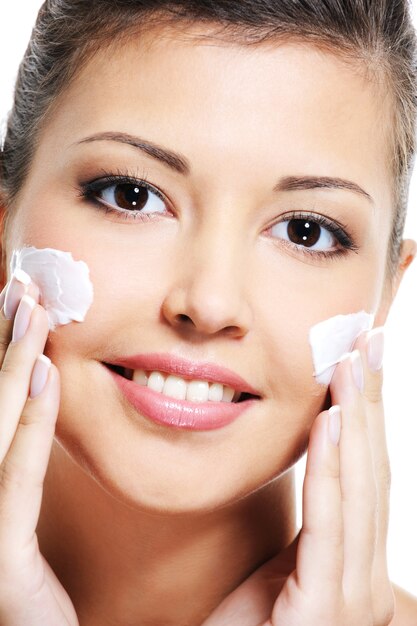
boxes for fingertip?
[366,326,384,372]
[48,361,60,387]
[352,328,369,350]
[28,357,61,423]
[329,351,351,389]
[29,354,51,399]
[13,268,31,286]
[31,300,51,335]
[26,280,41,304]
[306,410,332,472]
[45,361,61,408]
[311,408,328,433]
[328,405,341,446]
[0,283,7,310]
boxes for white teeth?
[208,382,223,402]
[162,375,187,400]
[130,369,241,403]
[186,380,209,403]
[147,371,165,393]
[222,386,235,402]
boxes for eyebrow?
[75,131,374,204]
[76,131,190,175]
[276,175,373,204]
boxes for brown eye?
[271,217,336,251]
[287,218,321,247]
[99,182,166,214]
[114,183,149,211]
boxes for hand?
[0,272,79,626]
[203,328,395,626]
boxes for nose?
[161,228,253,339]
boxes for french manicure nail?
[366,327,384,372]
[12,295,36,342]
[4,269,31,320]
[350,350,364,392]
[328,405,341,446]
[339,352,352,364]
[0,284,7,311]
[30,354,51,399]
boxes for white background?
[1,1,416,596]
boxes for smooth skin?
[0,282,78,626]
[0,279,413,625]
[203,333,396,625]
[0,23,417,625]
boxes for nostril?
[176,314,193,325]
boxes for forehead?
[40,26,393,210]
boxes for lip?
[104,353,262,397]
[104,364,259,431]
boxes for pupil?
[115,183,148,210]
[288,219,320,247]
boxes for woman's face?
[3,27,403,511]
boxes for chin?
[96,470,247,515]
[53,426,273,516]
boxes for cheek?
[43,242,179,366]
[252,252,380,406]
[10,202,176,348]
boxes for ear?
[373,238,417,327]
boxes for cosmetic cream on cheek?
[10,246,94,331]
[309,310,375,385]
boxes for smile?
[106,364,258,404]
[103,362,261,431]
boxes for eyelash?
[77,167,167,221]
[268,210,359,262]
[77,168,359,261]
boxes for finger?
[0,272,30,354]
[330,350,377,603]
[26,280,41,304]
[0,301,50,462]
[352,328,392,600]
[3,269,31,321]
[0,270,40,349]
[296,407,344,600]
[0,359,59,550]
[0,283,7,311]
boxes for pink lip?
[104,353,262,396]
[105,365,259,431]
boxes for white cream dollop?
[11,246,94,330]
[309,310,375,385]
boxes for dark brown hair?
[1,0,416,282]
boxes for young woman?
[0,1,416,624]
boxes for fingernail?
[29,354,51,399]
[328,405,341,446]
[366,327,384,372]
[4,269,31,320]
[0,284,7,310]
[12,295,36,342]
[350,350,364,392]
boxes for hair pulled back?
[1,0,416,280]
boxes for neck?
[37,441,297,626]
